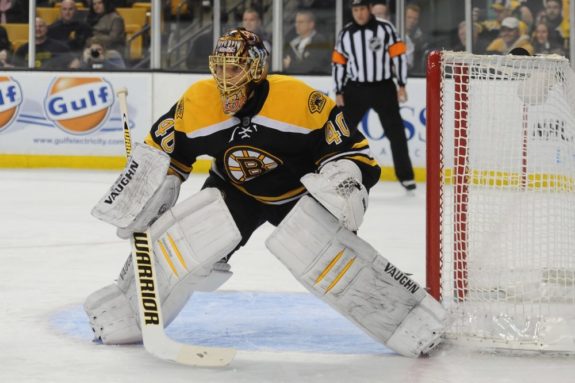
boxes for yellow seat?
[170,0,189,17]
[36,7,61,25]
[132,2,152,13]
[3,23,29,52]
[116,7,148,60]
[55,2,85,9]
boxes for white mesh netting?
[438,51,575,352]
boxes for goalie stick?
[116,87,236,367]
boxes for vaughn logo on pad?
[44,77,114,135]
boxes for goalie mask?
[209,28,269,114]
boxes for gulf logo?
[0,76,23,133]
[44,77,114,134]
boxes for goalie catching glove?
[301,159,368,232]
[91,143,182,238]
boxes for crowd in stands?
[0,1,571,73]
[374,0,571,75]
[0,0,143,69]
[472,0,569,56]
[363,0,571,75]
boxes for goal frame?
[427,50,472,302]
[425,50,575,352]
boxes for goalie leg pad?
[265,196,448,357]
[84,188,241,345]
[385,295,447,357]
[84,283,142,345]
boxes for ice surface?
[1,170,573,383]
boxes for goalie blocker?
[266,196,448,357]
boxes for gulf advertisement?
[0,72,151,168]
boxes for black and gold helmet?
[208,28,269,114]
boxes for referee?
[332,0,416,191]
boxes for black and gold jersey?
[145,74,381,205]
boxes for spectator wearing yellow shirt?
[486,17,534,55]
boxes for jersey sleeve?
[384,21,408,87]
[144,99,196,181]
[310,106,381,190]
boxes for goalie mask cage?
[426,50,575,352]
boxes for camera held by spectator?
[89,46,105,64]
[82,36,125,70]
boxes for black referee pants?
[342,80,414,183]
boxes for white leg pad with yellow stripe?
[265,196,448,357]
[84,188,241,345]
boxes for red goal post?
[426,50,575,352]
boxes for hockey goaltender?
[85,28,447,358]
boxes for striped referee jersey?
[332,17,408,93]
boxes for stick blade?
[173,344,236,367]
[142,325,236,367]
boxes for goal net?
[426,51,575,352]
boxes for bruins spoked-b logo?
[224,145,282,184]
[308,91,326,114]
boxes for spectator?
[80,36,126,69]
[48,0,93,56]
[454,20,487,54]
[531,21,565,55]
[0,23,8,48]
[54,51,83,69]
[87,0,126,52]
[164,0,194,22]
[283,10,331,74]
[478,1,513,46]
[13,17,70,68]
[486,16,534,55]
[512,0,535,32]
[0,0,28,24]
[67,54,82,69]
[333,0,416,191]
[0,25,13,67]
[404,4,427,74]
[540,0,568,49]
[521,0,544,20]
[371,2,390,22]
[242,8,271,54]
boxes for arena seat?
[3,23,29,52]
[132,2,152,14]
[36,8,61,25]
[116,7,148,60]
[54,2,85,9]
